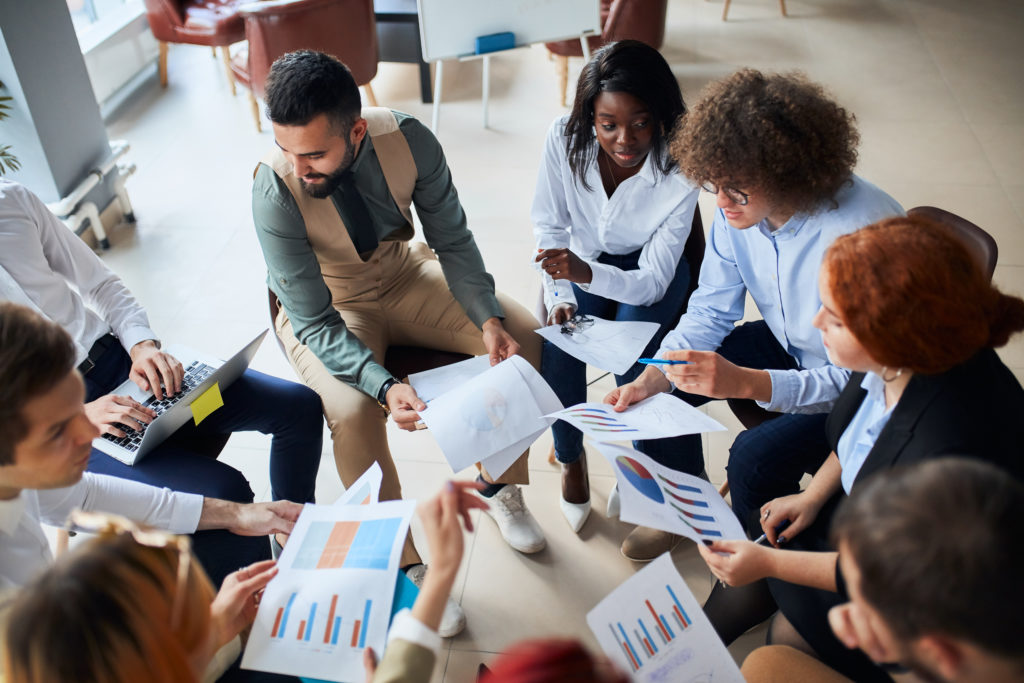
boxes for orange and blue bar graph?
[608,584,693,671]
[271,592,368,648]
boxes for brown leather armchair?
[545,0,669,106]
[142,0,248,94]
[232,0,379,132]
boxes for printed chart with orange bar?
[588,554,743,682]
[241,499,415,681]
[596,442,746,543]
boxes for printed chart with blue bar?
[241,499,415,682]
[588,555,744,682]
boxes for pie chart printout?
[616,456,665,504]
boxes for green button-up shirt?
[252,111,503,399]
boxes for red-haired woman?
[695,216,1024,682]
[480,639,630,683]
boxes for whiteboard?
[416,0,601,62]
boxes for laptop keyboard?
[100,361,216,452]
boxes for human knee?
[200,468,255,503]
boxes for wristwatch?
[376,378,400,414]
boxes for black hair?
[565,40,686,191]
[264,50,361,135]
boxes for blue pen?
[638,358,690,365]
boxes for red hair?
[481,639,629,683]
[825,216,1024,374]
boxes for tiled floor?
[79,0,1024,678]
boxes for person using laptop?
[0,179,324,585]
[0,301,302,597]
[251,51,546,635]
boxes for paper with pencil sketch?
[547,394,726,442]
[535,316,659,375]
[418,355,561,476]
[587,554,744,683]
[332,462,382,507]
[593,442,746,543]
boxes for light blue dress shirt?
[837,372,894,493]
[657,175,903,413]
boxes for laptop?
[92,330,268,465]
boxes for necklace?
[601,151,621,194]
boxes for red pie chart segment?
[615,456,665,504]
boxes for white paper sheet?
[419,356,558,473]
[242,500,415,681]
[333,462,383,507]
[547,394,726,442]
[587,554,744,683]
[535,316,659,375]
[407,354,492,403]
[477,356,564,478]
[593,442,746,543]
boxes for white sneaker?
[404,564,466,638]
[483,484,546,554]
[606,482,620,518]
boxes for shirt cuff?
[585,261,614,297]
[757,369,792,413]
[387,609,442,653]
[359,362,396,401]
[118,326,160,355]
[171,491,204,534]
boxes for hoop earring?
[881,366,904,383]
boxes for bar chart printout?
[241,500,415,681]
[587,555,743,683]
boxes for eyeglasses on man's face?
[700,182,750,206]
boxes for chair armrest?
[238,0,331,17]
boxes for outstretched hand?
[210,560,278,647]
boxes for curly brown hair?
[670,69,859,217]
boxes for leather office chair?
[721,0,787,22]
[142,0,247,94]
[267,290,471,382]
[907,206,998,279]
[545,0,669,107]
[232,0,380,132]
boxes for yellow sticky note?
[190,382,224,426]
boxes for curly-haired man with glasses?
[606,69,903,560]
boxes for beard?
[298,142,356,199]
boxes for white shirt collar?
[0,492,27,536]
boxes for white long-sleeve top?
[0,180,157,365]
[531,116,698,312]
[0,472,202,589]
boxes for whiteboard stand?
[430,33,594,134]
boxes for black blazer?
[826,347,1024,487]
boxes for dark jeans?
[541,249,690,465]
[84,342,323,586]
[655,321,831,528]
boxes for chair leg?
[718,481,730,497]
[779,0,787,16]
[554,54,568,107]
[362,82,378,107]
[158,41,168,87]
[722,0,732,21]
[220,46,237,96]
[248,90,262,132]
